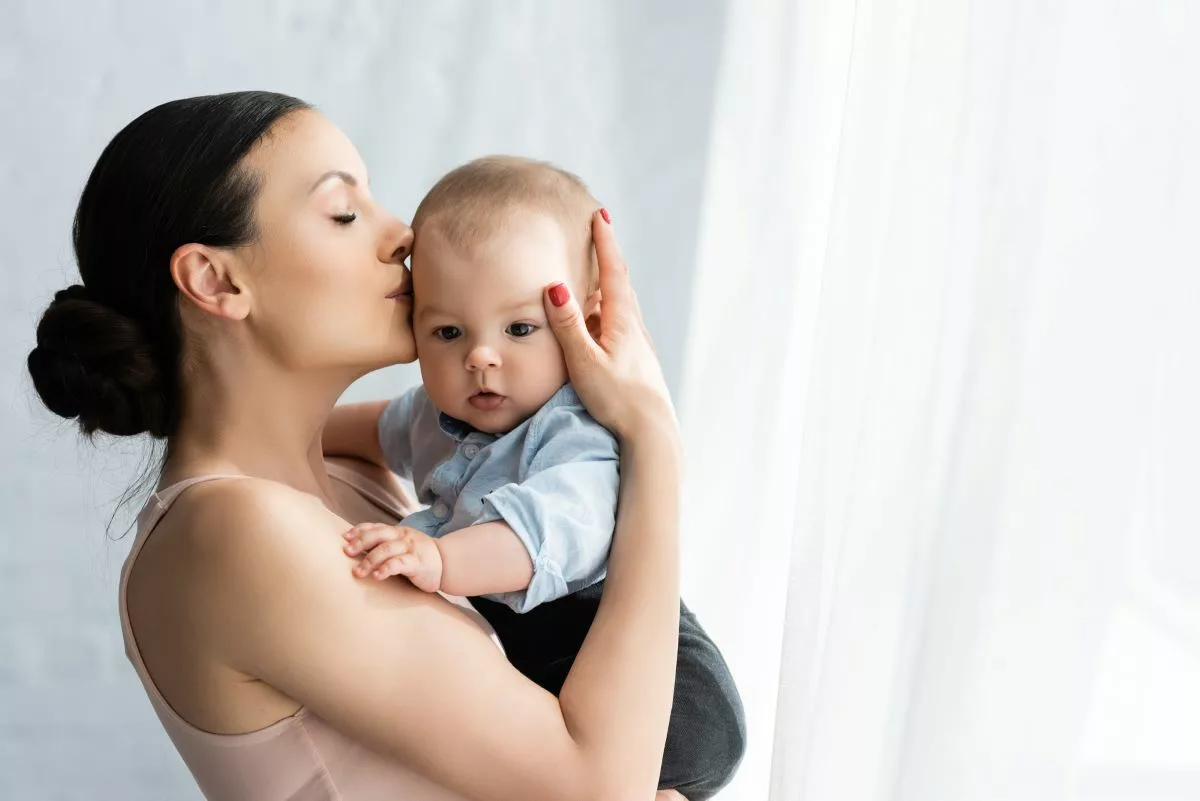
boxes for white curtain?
[677,1,1200,799]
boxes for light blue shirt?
[377,383,618,613]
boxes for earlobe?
[171,244,250,321]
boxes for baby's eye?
[434,326,463,341]
[332,212,357,225]
[506,322,537,338]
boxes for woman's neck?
[164,358,357,507]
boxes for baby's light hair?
[412,155,600,290]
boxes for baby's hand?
[342,523,443,593]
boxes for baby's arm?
[323,401,389,467]
[477,407,620,613]
[342,520,532,596]
[435,522,534,596]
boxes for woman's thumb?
[544,282,596,366]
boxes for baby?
[324,157,744,800]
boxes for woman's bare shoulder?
[154,477,350,588]
[163,475,335,547]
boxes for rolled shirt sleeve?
[474,406,619,613]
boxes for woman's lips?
[386,273,414,299]
[468,392,506,411]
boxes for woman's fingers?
[550,206,676,438]
[544,281,600,370]
[591,209,633,334]
[592,209,656,350]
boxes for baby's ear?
[583,289,602,342]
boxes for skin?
[124,109,686,801]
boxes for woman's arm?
[206,422,678,800]
[200,480,668,801]
[543,212,682,790]
[322,400,389,466]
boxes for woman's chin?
[382,333,418,366]
[347,341,417,375]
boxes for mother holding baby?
[27,91,739,800]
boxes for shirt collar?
[437,412,480,442]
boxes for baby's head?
[409,156,600,434]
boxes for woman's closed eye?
[506,322,538,338]
[433,326,463,341]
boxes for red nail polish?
[600,207,611,224]
[549,282,570,307]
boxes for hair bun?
[27,284,170,437]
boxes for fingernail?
[549,282,570,307]
[342,531,354,539]
[600,207,611,224]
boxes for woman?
[28,91,685,801]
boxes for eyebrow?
[309,170,364,194]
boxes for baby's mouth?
[468,390,506,411]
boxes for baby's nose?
[465,345,502,371]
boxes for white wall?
[0,2,726,798]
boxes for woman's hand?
[543,209,677,442]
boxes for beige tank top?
[118,463,493,800]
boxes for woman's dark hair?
[27,91,310,438]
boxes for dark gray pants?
[469,581,746,801]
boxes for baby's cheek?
[524,340,570,392]
[418,356,459,404]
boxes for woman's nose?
[378,214,414,265]
[465,344,502,371]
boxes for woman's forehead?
[245,110,368,196]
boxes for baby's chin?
[459,404,537,435]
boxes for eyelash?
[332,212,357,225]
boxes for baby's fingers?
[352,539,413,577]
[343,523,405,557]
[369,553,422,581]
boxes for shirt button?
[463,444,480,459]
[432,502,450,518]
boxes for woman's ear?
[170,244,250,320]
[583,288,602,342]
